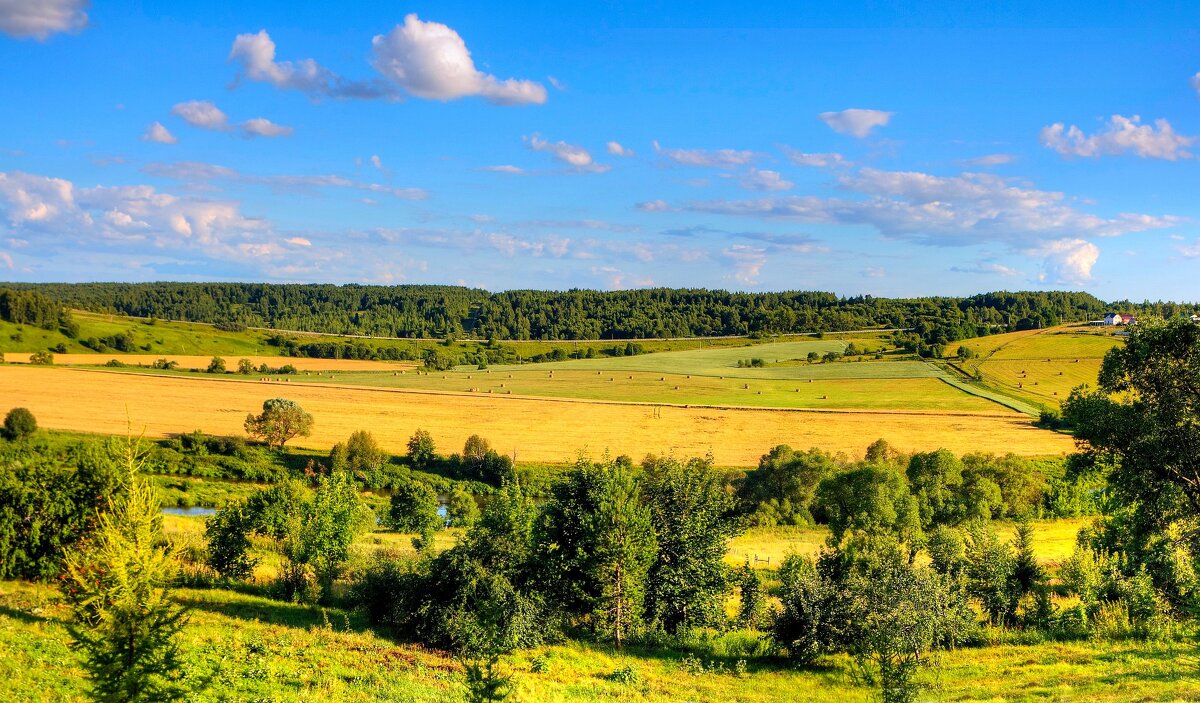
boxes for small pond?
[162,506,216,517]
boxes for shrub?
[29,350,53,365]
[4,407,37,440]
[206,356,226,373]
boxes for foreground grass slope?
[1,580,1195,703]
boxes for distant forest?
[4,282,1194,345]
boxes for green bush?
[4,407,37,440]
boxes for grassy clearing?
[0,365,1074,464]
[2,579,1196,702]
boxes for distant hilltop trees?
[4,282,1197,347]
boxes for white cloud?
[371,14,545,105]
[141,122,178,145]
[1040,115,1194,160]
[286,236,312,247]
[681,166,1180,282]
[740,168,793,192]
[688,168,1178,243]
[171,101,230,131]
[143,161,426,200]
[636,199,671,212]
[781,148,849,168]
[526,135,607,172]
[723,244,767,285]
[819,108,893,138]
[370,155,384,170]
[862,266,886,278]
[1030,238,1100,284]
[1178,239,1200,258]
[0,0,87,40]
[607,141,635,157]
[548,76,566,91]
[0,251,12,269]
[0,170,277,258]
[962,153,1016,167]
[652,140,759,168]
[240,118,294,138]
[482,165,525,175]
[229,29,390,100]
[950,261,1020,276]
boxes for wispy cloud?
[526,135,608,172]
[652,141,760,168]
[143,161,426,200]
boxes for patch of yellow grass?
[6,353,415,371]
[0,365,1073,466]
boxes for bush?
[4,407,37,440]
[207,356,226,374]
[29,350,53,365]
[387,478,442,534]
[407,428,437,469]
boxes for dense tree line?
[0,287,75,334]
[8,282,1177,345]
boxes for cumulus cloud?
[1040,115,1195,160]
[526,135,607,172]
[740,168,793,192]
[141,122,178,144]
[781,148,849,168]
[143,161,426,200]
[0,170,277,259]
[0,0,87,40]
[171,101,230,131]
[607,141,635,157]
[819,108,893,138]
[240,117,294,138]
[652,140,759,168]
[371,14,545,105]
[1030,238,1100,284]
[229,29,390,100]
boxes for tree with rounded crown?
[244,398,313,448]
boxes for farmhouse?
[1104,312,1137,326]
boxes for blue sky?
[1,1,1199,299]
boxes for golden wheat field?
[0,365,1073,464]
[4,353,417,372]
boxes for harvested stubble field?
[0,365,1072,465]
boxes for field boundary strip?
[43,365,1034,420]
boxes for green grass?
[2,579,1196,702]
[950,325,1124,409]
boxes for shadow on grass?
[0,603,52,625]
[175,592,342,630]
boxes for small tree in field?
[4,407,37,439]
[60,437,189,702]
[407,428,437,469]
[206,356,226,374]
[244,398,313,448]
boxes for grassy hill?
[949,325,1124,409]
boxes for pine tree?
[59,436,189,702]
